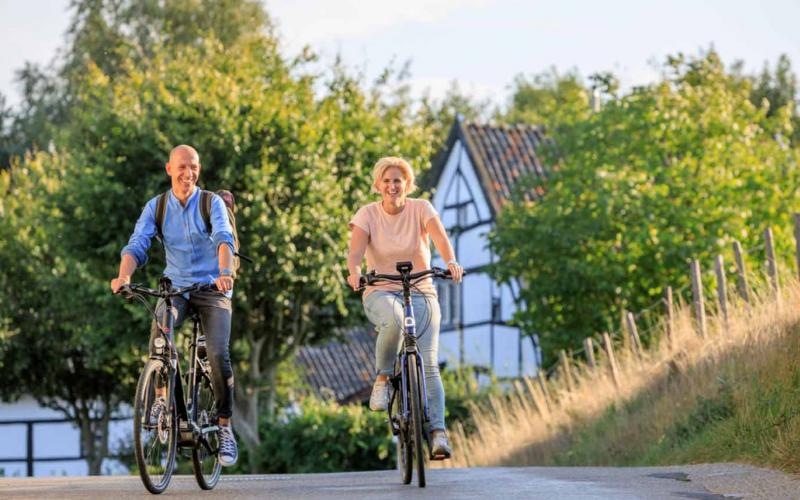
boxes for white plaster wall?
[522,335,540,377]
[493,326,523,378]
[439,330,459,367]
[463,325,492,367]
[462,273,492,324]
[0,397,131,477]
[432,142,492,222]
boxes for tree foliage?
[0,152,141,474]
[491,52,800,362]
[749,54,800,144]
[503,68,593,134]
[0,0,438,473]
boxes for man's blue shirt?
[121,187,235,295]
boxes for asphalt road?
[1,463,798,499]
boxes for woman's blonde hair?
[371,156,417,194]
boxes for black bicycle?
[117,277,222,494]
[359,261,457,488]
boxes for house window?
[438,281,461,329]
[492,297,502,322]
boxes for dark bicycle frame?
[122,277,219,453]
[361,262,453,458]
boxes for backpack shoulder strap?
[155,191,170,241]
[199,190,213,234]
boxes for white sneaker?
[431,430,452,459]
[369,379,390,411]
[217,425,238,467]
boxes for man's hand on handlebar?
[110,275,131,294]
[215,275,234,293]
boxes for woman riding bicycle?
[347,156,464,458]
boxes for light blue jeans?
[364,290,445,431]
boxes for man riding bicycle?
[110,144,238,467]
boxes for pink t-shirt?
[350,198,439,298]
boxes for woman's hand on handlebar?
[347,272,361,291]
[447,261,464,283]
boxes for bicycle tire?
[408,354,426,488]
[191,365,222,489]
[133,359,177,494]
[390,376,412,484]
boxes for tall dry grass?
[439,278,800,469]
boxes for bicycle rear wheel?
[133,359,177,494]
[408,354,426,488]
[191,367,222,489]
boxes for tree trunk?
[264,363,277,417]
[76,400,111,475]
[233,329,263,473]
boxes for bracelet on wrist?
[446,259,458,267]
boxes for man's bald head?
[169,144,200,164]
[166,145,201,201]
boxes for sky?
[1,0,799,111]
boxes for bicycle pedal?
[430,452,451,461]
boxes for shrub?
[256,397,393,473]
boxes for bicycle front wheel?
[390,376,412,484]
[133,359,177,494]
[191,366,222,489]
[408,354,426,488]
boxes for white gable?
[431,140,492,223]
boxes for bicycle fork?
[402,301,431,428]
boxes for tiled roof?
[296,325,376,404]
[428,117,549,215]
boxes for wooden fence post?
[664,286,674,347]
[794,214,800,282]
[559,350,575,392]
[690,259,707,337]
[765,227,779,296]
[602,332,620,389]
[625,311,642,358]
[583,337,596,371]
[714,255,729,328]
[733,240,751,305]
[523,377,548,419]
[537,369,553,410]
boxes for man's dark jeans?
[149,289,234,419]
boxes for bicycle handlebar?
[358,267,453,289]
[117,282,217,299]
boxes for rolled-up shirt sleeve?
[420,199,439,228]
[121,198,157,267]
[210,194,235,254]
[349,205,370,235]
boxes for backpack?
[155,189,249,278]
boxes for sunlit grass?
[439,279,800,473]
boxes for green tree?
[490,52,800,362]
[503,67,593,132]
[419,81,494,150]
[0,152,140,474]
[749,54,800,144]
[0,0,268,172]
